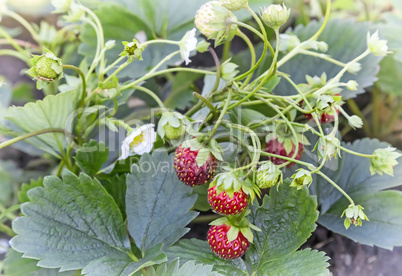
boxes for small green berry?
[256,162,282,189]
[35,56,59,80]
[163,123,186,140]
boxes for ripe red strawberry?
[208,185,248,216]
[265,138,304,168]
[304,108,340,124]
[174,144,218,187]
[207,224,250,259]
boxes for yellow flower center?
[130,133,145,148]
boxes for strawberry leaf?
[126,150,198,252]
[313,138,402,249]
[166,239,248,275]
[2,248,79,276]
[10,171,139,274]
[246,179,324,274]
[75,140,109,177]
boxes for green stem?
[230,20,264,40]
[205,89,233,144]
[120,67,215,91]
[0,27,29,56]
[131,85,166,111]
[102,56,126,74]
[192,214,220,224]
[299,50,346,67]
[337,145,375,158]
[192,92,218,119]
[222,40,231,61]
[229,29,280,110]
[103,62,129,84]
[208,47,221,93]
[5,10,41,43]
[0,49,29,62]
[0,128,70,150]
[316,171,355,205]
[308,0,331,41]
[0,223,15,237]
[236,29,256,86]
[0,204,20,221]
[346,98,371,134]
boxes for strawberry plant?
[0,0,402,275]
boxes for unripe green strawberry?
[221,0,248,11]
[163,124,186,140]
[194,1,237,45]
[35,56,59,80]
[256,161,282,189]
[157,111,189,141]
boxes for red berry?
[304,108,340,124]
[174,144,218,187]
[265,138,304,168]
[207,224,250,259]
[207,185,248,216]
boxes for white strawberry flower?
[119,124,156,159]
[179,28,197,65]
[367,31,390,56]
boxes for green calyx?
[370,147,402,176]
[211,170,260,201]
[265,122,310,155]
[181,137,224,167]
[314,135,341,160]
[26,48,63,89]
[120,39,146,62]
[209,213,261,243]
[256,161,282,189]
[290,169,313,190]
[341,204,369,229]
[157,111,189,141]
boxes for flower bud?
[157,111,190,140]
[278,34,300,52]
[195,1,238,46]
[221,59,239,81]
[347,115,363,129]
[196,39,211,53]
[221,0,248,11]
[290,169,313,190]
[342,204,368,229]
[261,4,290,29]
[318,41,328,52]
[347,62,361,74]
[367,31,389,56]
[370,147,401,176]
[256,161,282,189]
[346,80,358,91]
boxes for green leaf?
[313,138,402,249]
[163,259,224,276]
[319,190,402,250]
[18,178,43,204]
[102,174,127,219]
[75,140,109,176]
[2,248,79,276]
[275,18,382,99]
[3,91,78,158]
[256,249,330,276]
[246,179,319,272]
[0,160,17,205]
[163,72,202,109]
[82,243,167,276]
[10,171,131,272]
[126,150,198,252]
[192,184,211,211]
[166,239,248,276]
[375,13,402,95]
